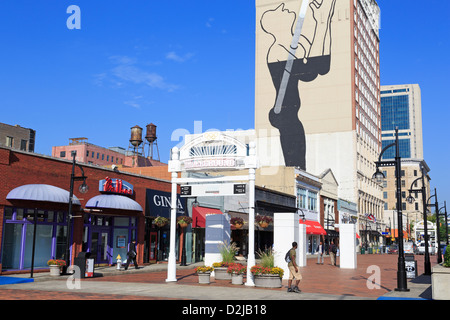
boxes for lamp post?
[427,188,442,263]
[427,189,442,264]
[406,165,431,275]
[373,128,409,292]
[442,201,448,245]
[65,151,88,273]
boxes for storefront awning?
[6,184,81,205]
[299,220,327,235]
[192,206,223,228]
[86,194,142,212]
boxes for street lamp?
[65,151,88,273]
[427,189,442,264]
[440,201,448,245]
[373,128,409,292]
[406,165,431,275]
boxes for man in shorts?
[287,242,302,293]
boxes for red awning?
[192,206,223,228]
[299,220,327,235]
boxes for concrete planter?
[214,267,231,280]
[49,265,61,276]
[254,274,282,288]
[432,264,450,300]
[231,274,244,285]
[197,272,211,284]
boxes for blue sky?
[1,1,449,208]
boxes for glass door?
[149,231,157,263]
[90,229,110,264]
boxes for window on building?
[383,191,388,199]
[60,151,66,158]
[107,155,109,161]
[20,139,27,151]
[86,151,89,157]
[297,188,307,210]
[308,192,318,212]
[401,180,405,187]
[414,170,417,176]
[415,203,419,211]
[402,202,406,210]
[5,136,13,147]
[102,154,104,160]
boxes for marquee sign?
[176,132,250,172]
[99,177,133,195]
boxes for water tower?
[145,123,160,161]
[128,125,144,167]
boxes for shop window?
[4,207,13,220]
[47,211,54,222]
[16,208,24,220]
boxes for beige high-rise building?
[380,84,430,239]
[254,0,384,229]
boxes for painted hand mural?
[261,0,336,169]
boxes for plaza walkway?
[0,253,435,301]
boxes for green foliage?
[219,241,239,264]
[257,247,274,269]
[444,247,450,267]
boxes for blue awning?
[6,184,81,205]
[85,194,142,212]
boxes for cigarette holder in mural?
[260,0,336,169]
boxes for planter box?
[214,267,231,280]
[254,274,282,288]
[432,264,450,300]
[49,265,61,276]
[231,274,244,285]
[197,273,211,284]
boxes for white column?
[273,212,299,280]
[298,223,307,267]
[245,166,256,286]
[245,142,256,286]
[166,148,179,282]
[339,223,357,269]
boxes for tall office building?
[254,0,384,228]
[380,84,430,235]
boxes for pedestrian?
[329,240,337,266]
[287,242,302,293]
[124,239,138,270]
[316,241,324,264]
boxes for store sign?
[99,177,134,195]
[177,132,249,172]
[180,183,247,197]
[146,189,186,218]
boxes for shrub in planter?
[177,216,193,228]
[444,247,450,267]
[153,216,169,227]
[255,215,273,228]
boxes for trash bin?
[368,247,373,254]
[361,247,365,254]
[74,252,95,278]
[405,254,417,279]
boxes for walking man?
[317,241,324,264]
[287,242,302,293]
[124,239,138,270]
[329,240,337,266]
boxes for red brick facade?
[0,147,172,273]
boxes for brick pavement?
[0,253,436,300]
[86,253,435,298]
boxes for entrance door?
[91,230,110,264]
[149,231,158,263]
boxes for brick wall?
[0,147,172,269]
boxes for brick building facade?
[0,146,175,274]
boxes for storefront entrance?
[90,228,110,265]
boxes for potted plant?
[47,259,66,276]
[250,248,284,288]
[213,242,239,280]
[195,265,214,284]
[153,216,169,228]
[177,215,193,228]
[255,215,273,228]
[227,263,246,285]
[230,217,244,229]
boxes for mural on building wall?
[260,0,336,169]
